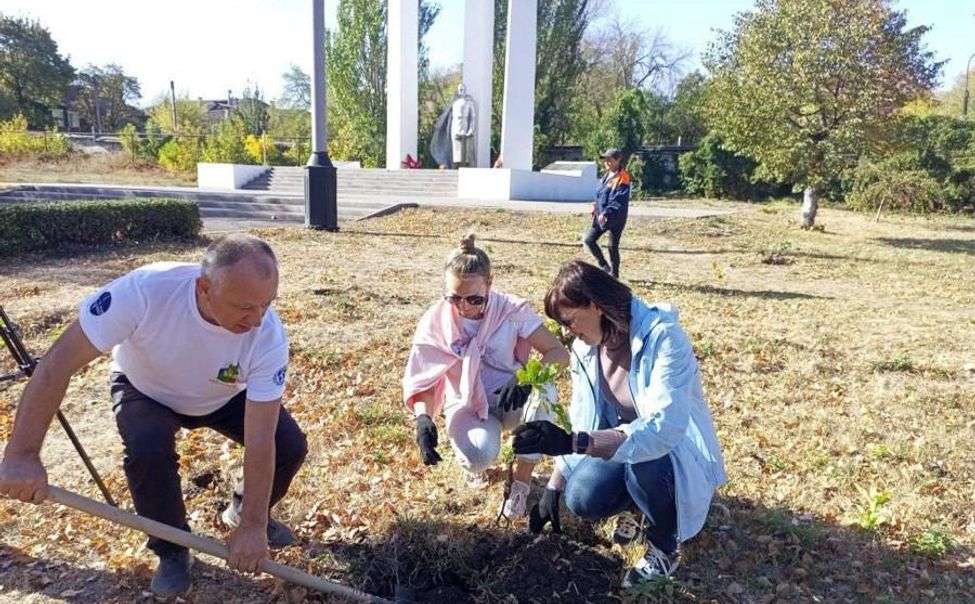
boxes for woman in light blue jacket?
[513,260,726,587]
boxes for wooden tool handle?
[47,486,392,604]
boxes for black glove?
[415,414,442,466]
[494,375,532,412]
[512,420,573,456]
[529,488,562,534]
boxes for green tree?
[148,96,206,135]
[75,64,142,132]
[237,83,270,136]
[665,71,709,145]
[417,1,440,84]
[202,115,250,164]
[418,65,460,167]
[325,0,439,167]
[704,0,943,228]
[848,114,975,213]
[119,121,165,163]
[268,105,310,140]
[0,14,74,128]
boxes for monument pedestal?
[458,162,597,202]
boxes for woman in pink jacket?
[402,234,569,518]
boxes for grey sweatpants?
[445,384,556,473]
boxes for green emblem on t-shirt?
[216,362,241,383]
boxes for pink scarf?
[402,291,533,424]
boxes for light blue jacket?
[556,298,727,541]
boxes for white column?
[386,0,418,169]
[499,0,537,172]
[463,0,494,168]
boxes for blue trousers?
[563,454,678,554]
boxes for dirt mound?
[342,529,622,603]
[466,533,622,603]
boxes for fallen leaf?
[58,589,84,597]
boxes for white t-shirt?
[458,311,542,407]
[78,262,288,416]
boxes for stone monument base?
[457,161,597,201]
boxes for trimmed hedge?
[0,198,202,255]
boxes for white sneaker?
[613,510,643,545]
[500,479,530,519]
[622,543,680,588]
[465,470,489,488]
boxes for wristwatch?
[574,431,591,454]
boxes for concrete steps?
[243,167,459,197]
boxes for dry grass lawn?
[0,202,973,603]
[0,155,195,188]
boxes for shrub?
[119,121,168,164]
[0,114,70,159]
[202,116,250,165]
[847,158,945,214]
[0,198,201,255]
[630,151,685,196]
[679,132,783,200]
[244,134,283,165]
[849,115,975,213]
[282,139,308,166]
[625,153,646,196]
[158,136,202,173]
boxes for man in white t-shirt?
[0,234,307,598]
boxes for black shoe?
[150,550,193,598]
[265,517,298,548]
[222,494,297,548]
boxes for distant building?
[197,95,270,124]
[635,144,696,192]
[50,85,147,132]
[50,85,83,131]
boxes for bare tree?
[585,14,691,95]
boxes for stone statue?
[430,83,477,169]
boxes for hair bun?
[460,232,476,254]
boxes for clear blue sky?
[1,0,972,106]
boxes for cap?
[600,148,622,160]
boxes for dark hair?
[544,260,632,345]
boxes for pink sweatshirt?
[402,291,534,429]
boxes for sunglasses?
[556,309,581,328]
[444,293,487,307]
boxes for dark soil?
[341,530,623,604]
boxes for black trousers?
[111,373,308,556]
[583,221,625,278]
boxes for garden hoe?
[47,486,397,603]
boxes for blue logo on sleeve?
[273,366,287,386]
[89,291,112,316]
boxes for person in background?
[583,148,632,279]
